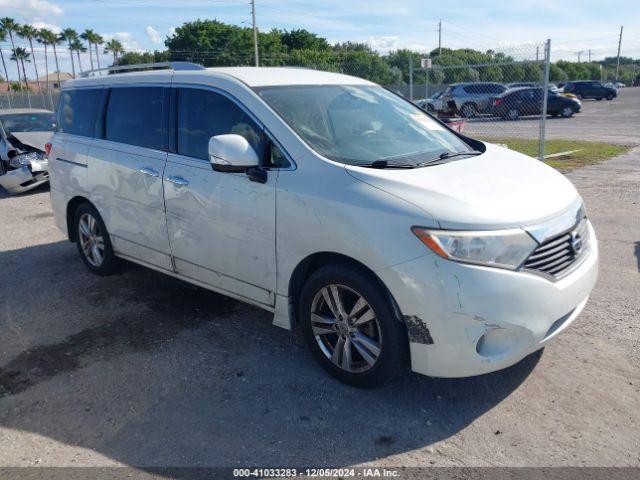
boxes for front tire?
[561,106,575,118]
[298,264,408,388]
[74,203,121,275]
[606,93,614,100]
[460,103,478,118]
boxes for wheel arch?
[66,195,92,242]
[287,251,403,325]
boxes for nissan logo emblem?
[570,231,583,255]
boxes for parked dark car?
[492,87,581,120]
[562,81,617,100]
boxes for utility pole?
[438,20,442,55]
[536,46,539,61]
[576,51,584,62]
[588,49,592,62]
[251,0,259,67]
[615,25,623,81]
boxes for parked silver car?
[0,109,55,194]
[442,82,507,118]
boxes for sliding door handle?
[167,175,189,186]
[139,167,159,178]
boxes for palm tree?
[70,38,87,73]
[80,29,96,70]
[92,33,104,70]
[37,29,57,93]
[0,28,12,97]
[0,18,21,89]
[60,28,78,78]
[10,47,30,89]
[104,39,124,66]
[18,25,42,93]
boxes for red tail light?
[494,98,502,106]
[45,142,52,158]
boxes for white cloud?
[368,36,399,53]
[30,22,62,34]
[102,32,140,52]
[0,0,63,21]
[145,26,162,44]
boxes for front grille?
[523,218,589,278]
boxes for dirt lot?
[465,87,640,145]
[0,110,639,472]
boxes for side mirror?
[208,134,259,173]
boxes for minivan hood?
[345,142,580,230]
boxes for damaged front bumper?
[0,160,49,194]
[377,222,599,378]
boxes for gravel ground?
[465,87,640,145]
[0,113,638,473]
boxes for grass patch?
[482,138,630,172]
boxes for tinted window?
[105,87,165,150]
[177,88,266,161]
[57,89,102,137]
[490,84,506,93]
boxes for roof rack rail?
[80,61,205,78]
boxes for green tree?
[60,28,78,78]
[0,28,12,93]
[104,38,124,65]
[18,25,43,91]
[10,47,30,88]
[0,18,21,87]
[280,29,329,51]
[81,29,97,70]
[70,38,87,72]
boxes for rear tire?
[606,93,614,100]
[73,203,121,275]
[298,264,408,388]
[505,108,520,120]
[576,93,583,100]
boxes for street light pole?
[251,0,259,67]
[615,25,623,82]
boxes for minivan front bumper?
[377,222,598,378]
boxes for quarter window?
[177,88,266,161]
[57,88,102,137]
[105,87,165,150]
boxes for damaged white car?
[0,109,55,194]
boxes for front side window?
[57,89,102,137]
[105,87,165,150]
[177,88,267,161]
[256,85,472,166]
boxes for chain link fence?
[0,90,58,110]
[1,40,552,158]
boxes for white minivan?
[49,63,598,387]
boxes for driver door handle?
[139,167,160,178]
[167,175,189,187]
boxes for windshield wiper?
[354,159,416,169]
[415,150,483,167]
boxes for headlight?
[412,227,538,270]
[9,151,43,169]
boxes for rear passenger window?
[177,88,266,161]
[105,87,165,150]
[57,88,102,137]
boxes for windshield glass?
[255,85,472,166]
[0,112,56,133]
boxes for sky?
[1,0,639,81]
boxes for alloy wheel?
[78,213,105,267]
[310,284,382,373]
[562,106,573,117]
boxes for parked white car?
[49,64,598,387]
[0,108,55,194]
[416,90,444,112]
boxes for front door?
[163,86,277,306]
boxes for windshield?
[255,85,473,166]
[0,112,56,133]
